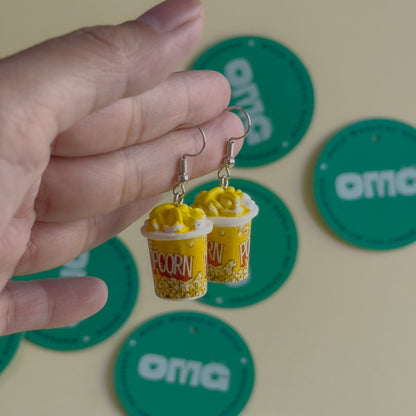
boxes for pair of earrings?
[141,107,259,300]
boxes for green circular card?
[18,238,139,350]
[185,179,297,308]
[0,334,22,374]
[192,36,314,167]
[115,311,254,416]
[314,118,416,249]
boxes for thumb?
[0,278,108,335]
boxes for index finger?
[52,70,232,157]
[0,0,204,235]
[0,0,204,136]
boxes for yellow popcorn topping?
[192,187,250,217]
[145,203,206,234]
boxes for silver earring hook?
[173,123,207,205]
[180,123,206,158]
[217,106,251,189]
[226,106,251,141]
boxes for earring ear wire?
[227,105,251,141]
[218,106,251,189]
[173,123,207,205]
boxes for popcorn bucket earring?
[192,107,259,284]
[141,124,213,300]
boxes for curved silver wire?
[177,123,206,158]
[217,107,251,189]
[172,123,207,205]
[226,106,251,141]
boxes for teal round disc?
[0,334,22,374]
[185,179,297,308]
[192,36,314,167]
[314,118,416,249]
[114,311,255,416]
[17,238,139,350]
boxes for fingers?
[53,70,231,157]
[35,111,244,222]
[0,0,204,235]
[17,195,163,275]
[0,278,108,335]
[0,0,204,135]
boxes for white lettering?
[335,173,363,200]
[248,115,274,146]
[232,84,263,113]
[165,358,201,387]
[59,252,90,277]
[138,354,167,381]
[362,170,396,198]
[395,167,416,196]
[224,58,252,87]
[138,354,231,392]
[200,363,231,392]
[224,57,273,145]
[335,168,416,200]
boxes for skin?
[0,0,243,335]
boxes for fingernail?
[139,0,203,33]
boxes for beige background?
[1,0,416,414]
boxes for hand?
[0,0,243,335]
